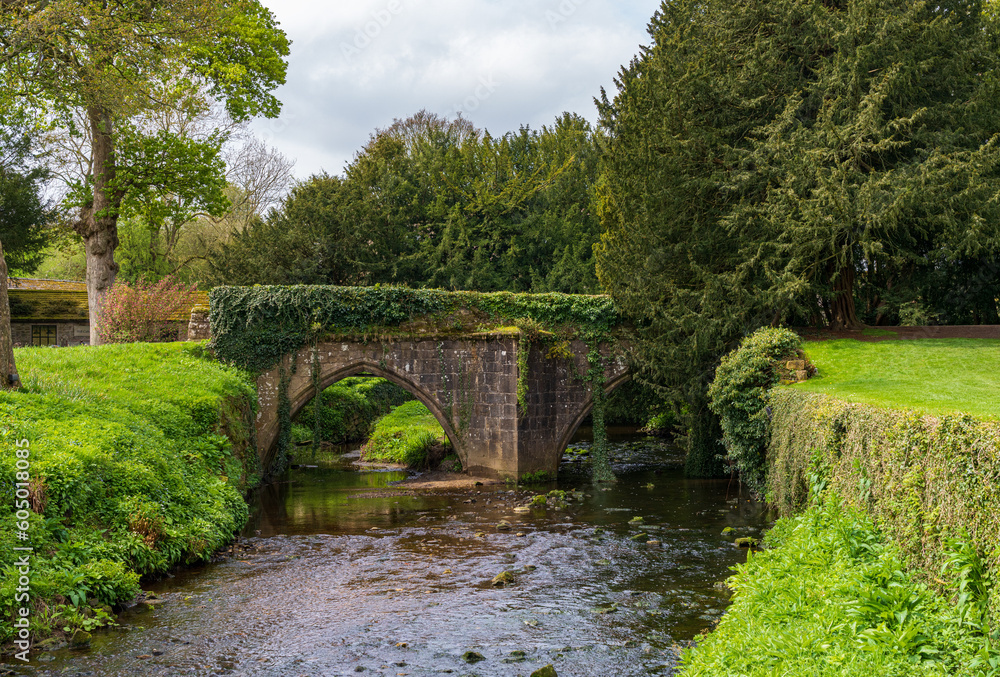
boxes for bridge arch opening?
[554,373,634,464]
[285,360,464,468]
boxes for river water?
[7,428,771,677]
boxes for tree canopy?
[209,111,605,294]
[0,124,51,274]
[595,0,1000,474]
[0,0,290,342]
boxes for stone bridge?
[255,333,629,478]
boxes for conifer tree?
[596,0,1000,475]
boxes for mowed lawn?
[796,338,1000,420]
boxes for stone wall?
[187,309,211,341]
[11,321,90,347]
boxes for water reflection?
[6,429,773,676]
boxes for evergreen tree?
[596,0,1000,475]
[209,111,606,293]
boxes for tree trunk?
[829,263,861,329]
[0,239,21,390]
[75,107,121,346]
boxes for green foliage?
[708,327,802,495]
[0,122,52,275]
[595,0,1000,475]
[210,284,621,374]
[209,110,604,293]
[361,400,451,468]
[797,339,1000,419]
[0,0,289,335]
[641,410,678,435]
[294,377,413,445]
[602,380,668,427]
[768,388,1000,631]
[679,494,997,676]
[0,342,257,642]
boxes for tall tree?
[0,1,289,343]
[0,240,18,390]
[210,111,604,294]
[0,121,50,388]
[596,0,1000,475]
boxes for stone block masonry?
[255,335,629,478]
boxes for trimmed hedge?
[767,388,1000,625]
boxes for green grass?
[796,339,1000,419]
[0,342,257,642]
[361,400,451,467]
[294,376,412,446]
[679,494,995,676]
[861,327,898,337]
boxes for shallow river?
[7,428,771,676]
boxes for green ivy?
[209,285,621,373]
[584,343,615,483]
[707,327,801,496]
[767,389,1000,630]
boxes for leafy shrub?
[679,493,996,676]
[295,377,412,445]
[602,379,669,427]
[707,327,801,495]
[641,410,677,434]
[97,275,196,343]
[361,400,451,467]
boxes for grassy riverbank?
[0,343,257,645]
[361,400,452,468]
[293,376,413,445]
[690,329,1000,674]
[679,492,993,676]
[797,338,1000,419]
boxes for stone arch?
[284,359,465,467]
[554,372,633,462]
[254,335,629,479]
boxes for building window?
[32,325,57,346]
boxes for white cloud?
[252,0,660,178]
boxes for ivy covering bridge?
[209,285,630,481]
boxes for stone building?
[9,278,209,347]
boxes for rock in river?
[491,570,516,587]
[462,650,486,664]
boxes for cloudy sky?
[251,0,661,179]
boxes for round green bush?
[708,327,801,495]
